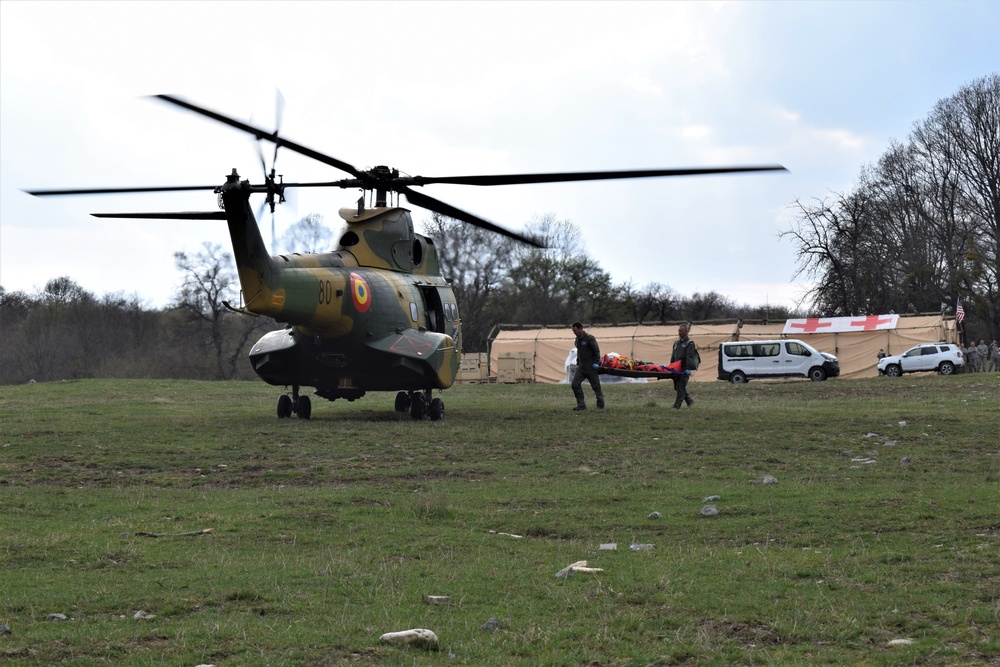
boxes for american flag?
[956,298,965,324]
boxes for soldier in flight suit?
[571,321,605,411]
[670,323,699,409]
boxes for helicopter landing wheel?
[394,391,411,412]
[410,392,426,420]
[296,395,312,420]
[429,397,445,421]
[277,394,292,418]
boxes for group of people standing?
[570,321,699,411]
[964,339,1000,372]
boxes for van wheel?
[939,361,955,375]
[729,370,748,384]
[885,364,902,377]
[809,366,827,382]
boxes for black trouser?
[572,365,603,406]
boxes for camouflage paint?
[220,172,460,399]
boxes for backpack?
[688,344,701,371]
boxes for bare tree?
[279,213,334,254]
[918,74,1000,338]
[783,74,1000,338]
[680,291,738,322]
[632,282,679,323]
[422,212,514,352]
[173,243,265,379]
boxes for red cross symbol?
[788,318,833,333]
[849,315,894,331]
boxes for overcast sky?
[2,1,997,311]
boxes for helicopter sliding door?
[419,286,446,334]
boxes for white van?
[717,339,840,383]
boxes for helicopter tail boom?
[217,170,278,315]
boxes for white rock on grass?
[379,628,439,650]
[888,638,915,646]
[700,505,719,517]
[47,614,68,622]
[133,610,156,620]
[555,560,605,578]
[762,475,778,485]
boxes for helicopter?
[28,95,786,421]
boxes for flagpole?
[955,298,965,347]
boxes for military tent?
[488,314,957,383]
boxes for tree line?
[0,218,795,384]
[0,246,270,386]
[782,73,999,344]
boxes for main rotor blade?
[255,139,269,179]
[400,186,543,248]
[407,165,788,187]
[28,181,358,198]
[153,95,363,179]
[273,89,285,168]
[91,211,227,220]
[27,185,218,196]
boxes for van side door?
[753,342,782,376]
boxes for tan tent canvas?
[489,315,954,383]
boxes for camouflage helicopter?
[28,95,786,421]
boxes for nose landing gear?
[277,385,311,419]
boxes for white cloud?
[623,74,664,97]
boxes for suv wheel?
[938,361,955,375]
[885,364,902,377]
[729,370,748,384]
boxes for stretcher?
[597,366,681,380]
[595,354,684,380]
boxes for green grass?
[1,375,998,665]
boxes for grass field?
[1,374,998,666]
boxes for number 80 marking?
[318,279,334,305]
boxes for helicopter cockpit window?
[409,302,419,322]
[339,231,359,247]
[412,238,424,266]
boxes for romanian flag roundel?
[350,273,372,313]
